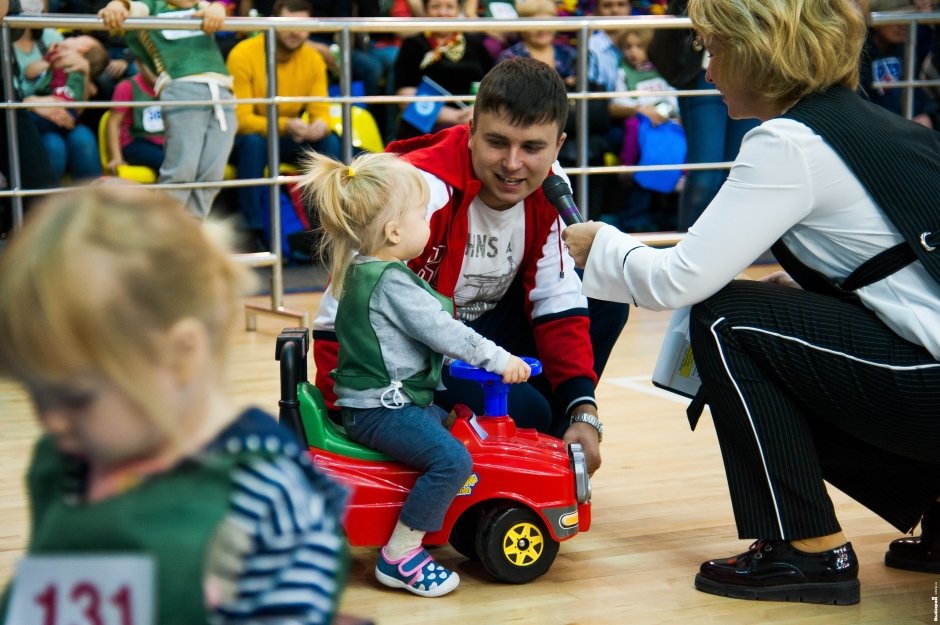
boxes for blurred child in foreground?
[0,185,348,624]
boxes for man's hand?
[561,221,605,268]
[98,0,130,30]
[195,1,226,33]
[563,404,601,475]
[284,117,308,143]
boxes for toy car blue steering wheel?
[448,357,542,417]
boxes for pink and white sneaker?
[375,546,460,597]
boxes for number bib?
[141,106,164,134]
[5,555,154,625]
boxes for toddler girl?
[300,152,531,598]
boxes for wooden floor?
[0,264,935,624]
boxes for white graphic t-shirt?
[453,197,525,322]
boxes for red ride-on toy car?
[275,327,592,584]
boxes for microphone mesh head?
[541,175,571,204]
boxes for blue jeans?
[342,403,472,533]
[231,132,342,230]
[30,113,101,185]
[123,137,164,171]
[676,71,758,230]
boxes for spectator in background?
[585,0,632,218]
[392,0,493,140]
[499,0,611,217]
[99,0,237,220]
[13,25,65,98]
[862,0,937,128]
[25,34,107,185]
[647,0,757,230]
[106,59,164,173]
[588,0,630,96]
[609,27,682,232]
[306,0,393,136]
[405,0,476,15]
[226,0,341,248]
[0,0,57,238]
[497,0,578,88]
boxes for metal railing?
[3,10,939,319]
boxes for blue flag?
[402,76,449,134]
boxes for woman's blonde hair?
[516,0,557,17]
[0,185,256,430]
[687,0,866,108]
[299,151,429,299]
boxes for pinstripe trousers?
[689,280,940,540]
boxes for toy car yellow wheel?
[475,505,559,583]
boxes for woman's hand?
[759,270,801,289]
[561,221,605,268]
[28,97,76,129]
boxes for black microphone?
[541,174,584,226]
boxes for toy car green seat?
[296,381,392,461]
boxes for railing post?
[1,23,24,230]
[576,23,590,219]
[264,25,285,309]
[340,27,354,163]
[902,19,917,120]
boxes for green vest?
[130,77,163,140]
[332,260,454,407]
[3,436,231,625]
[127,0,228,79]
[621,63,662,91]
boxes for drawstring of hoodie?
[557,215,565,279]
[380,381,406,409]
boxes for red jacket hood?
[386,125,477,193]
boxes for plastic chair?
[328,105,385,153]
[98,110,158,183]
[99,109,240,181]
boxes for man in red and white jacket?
[313,57,627,474]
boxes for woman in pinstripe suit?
[562,0,940,607]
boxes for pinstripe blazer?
[783,86,940,287]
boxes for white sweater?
[581,118,940,358]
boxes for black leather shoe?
[694,540,860,605]
[885,501,940,573]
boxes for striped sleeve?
[212,455,347,625]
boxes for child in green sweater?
[99,0,236,219]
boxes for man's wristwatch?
[569,412,603,443]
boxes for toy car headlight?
[568,443,591,503]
